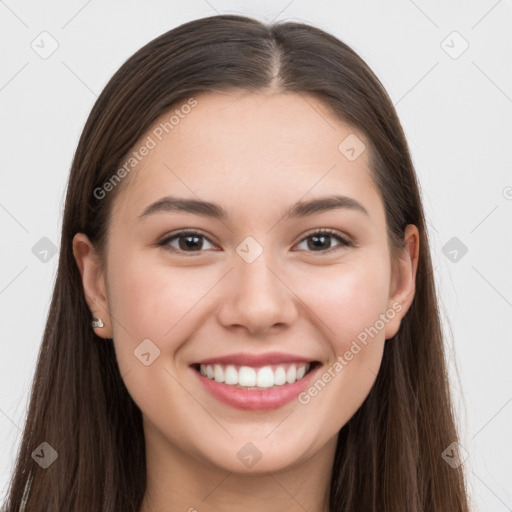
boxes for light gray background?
[1,1,511,510]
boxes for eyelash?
[158,228,353,256]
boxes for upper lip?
[192,351,317,367]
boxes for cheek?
[297,258,391,354]
[108,257,215,346]
[295,269,389,432]
[106,257,212,424]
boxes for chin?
[198,435,316,475]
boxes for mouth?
[190,361,321,390]
[190,361,321,410]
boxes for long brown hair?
[3,14,470,511]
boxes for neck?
[139,423,336,512]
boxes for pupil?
[309,234,330,250]
[180,235,201,251]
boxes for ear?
[72,233,113,339]
[384,224,420,340]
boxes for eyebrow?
[137,194,369,221]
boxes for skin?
[73,89,419,512]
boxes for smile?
[197,362,312,389]
[190,357,321,411]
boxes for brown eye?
[158,228,352,256]
[295,229,351,253]
[159,230,216,255]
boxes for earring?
[91,317,104,329]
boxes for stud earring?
[91,317,104,329]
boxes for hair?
[3,14,470,512]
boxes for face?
[74,90,418,475]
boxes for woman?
[3,14,470,511]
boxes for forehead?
[111,90,384,226]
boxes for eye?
[294,229,352,254]
[159,230,217,255]
[158,228,352,256]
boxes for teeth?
[256,366,274,388]
[213,364,224,383]
[225,365,238,385]
[286,365,296,384]
[274,366,287,386]
[198,362,311,388]
[239,366,256,387]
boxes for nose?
[217,254,298,336]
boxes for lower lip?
[192,365,320,411]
